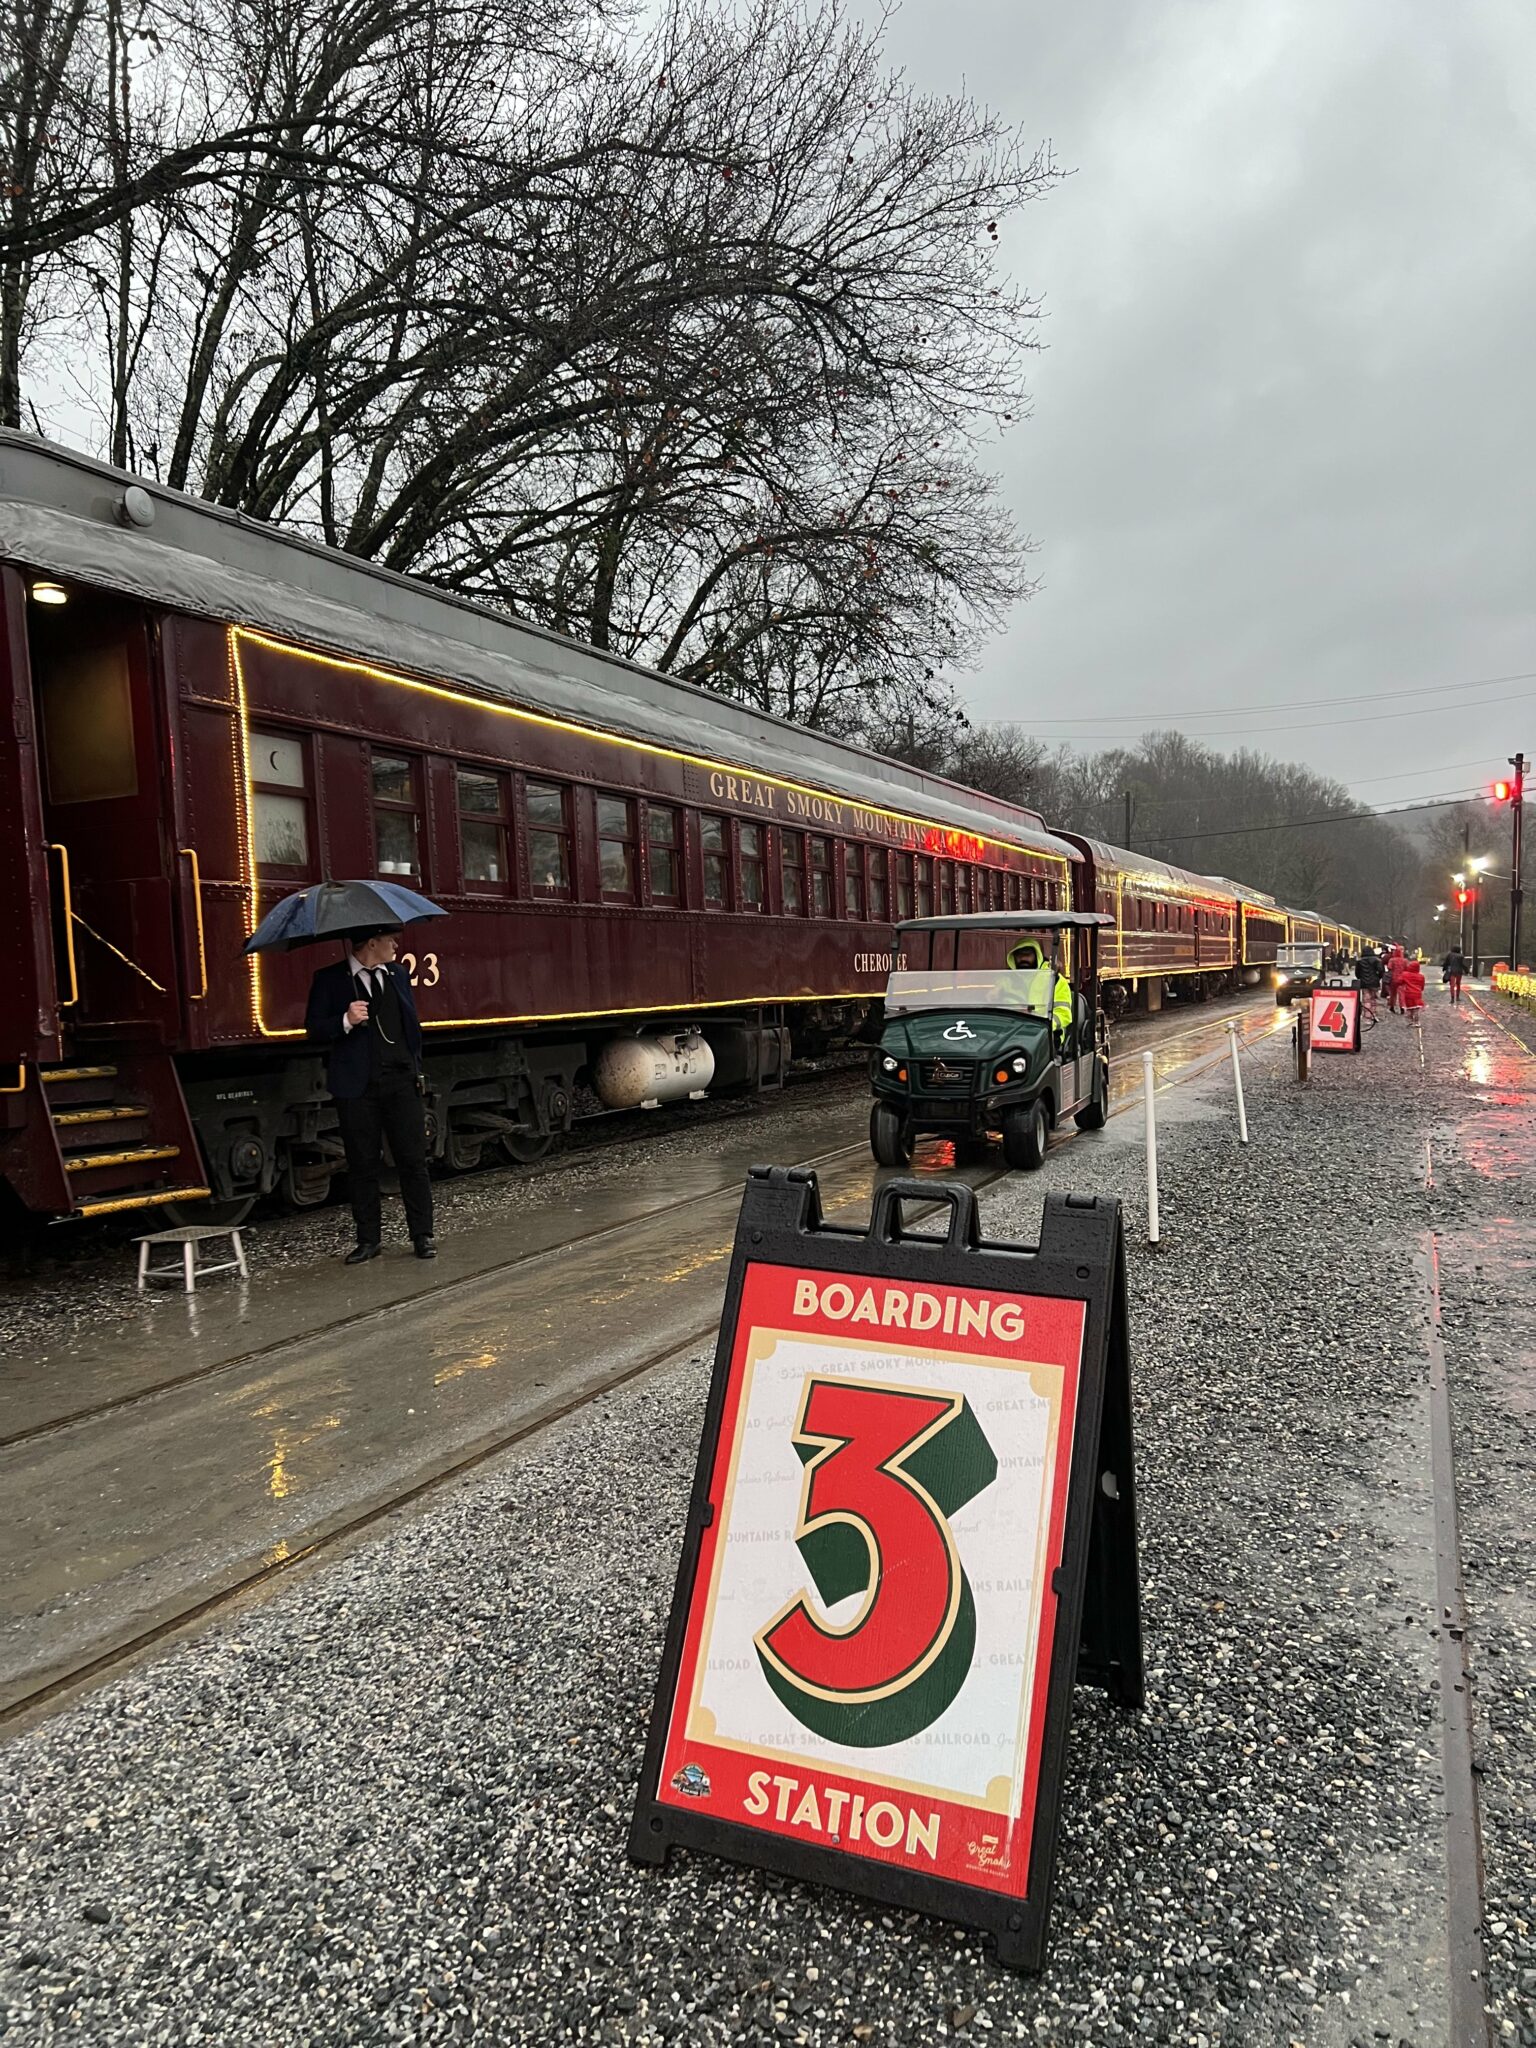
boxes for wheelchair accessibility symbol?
[942,1020,978,1042]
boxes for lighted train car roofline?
[0,432,1075,865]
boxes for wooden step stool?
[135,1224,248,1293]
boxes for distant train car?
[1062,839,1241,1015]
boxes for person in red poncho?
[1399,953,1426,1019]
[1383,946,1406,1014]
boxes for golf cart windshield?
[884,968,1055,1016]
[885,924,1063,1018]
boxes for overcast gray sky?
[879,0,1536,809]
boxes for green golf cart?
[869,911,1114,1171]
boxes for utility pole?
[1510,751,1526,968]
[1460,821,1470,954]
[1123,789,1134,852]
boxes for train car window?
[937,861,954,916]
[702,814,729,907]
[809,836,833,915]
[597,795,637,902]
[869,849,888,921]
[894,853,914,920]
[780,828,805,915]
[647,806,681,905]
[915,855,933,918]
[370,752,421,877]
[252,728,311,871]
[740,822,766,911]
[843,843,865,920]
[526,780,571,897]
[456,768,508,892]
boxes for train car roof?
[0,432,1079,863]
[1074,836,1236,898]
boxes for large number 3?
[755,1377,997,1748]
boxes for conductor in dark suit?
[305,928,436,1262]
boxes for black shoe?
[345,1242,382,1265]
[413,1237,437,1260]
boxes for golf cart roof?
[895,911,1115,934]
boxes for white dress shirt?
[342,953,388,1033]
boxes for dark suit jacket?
[305,958,423,1100]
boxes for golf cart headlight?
[1011,1054,1027,1073]
[881,1054,898,1073]
[1276,972,1289,986]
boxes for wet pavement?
[0,1000,1282,1721]
[2,990,1533,2045]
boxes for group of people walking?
[1353,942,1469,1021]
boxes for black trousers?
[335,1071,434,1244]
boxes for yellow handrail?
[0,1061,24,1094]
[179,846,208,999]
[48,843,79,1008]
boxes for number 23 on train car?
[628,1167,1143,1972]
[1309,988,1361,1052]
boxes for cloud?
[883,0,1536,795]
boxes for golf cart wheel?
[1002,1098,1049,1172]
[1074,1061,1109,1132]
[870,1102,913,1168]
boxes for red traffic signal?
[1455,888,1469,907]
[1492,778,1512,801]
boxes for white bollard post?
[1225,1019,1249,1146]
[1142,1049,1160,1246]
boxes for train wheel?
[869,1102,913,1168]
[500,1128,554,1166]
[1074,1061,1109,1131]
[162,1194,255,1229]
[1002,1098,1049,1171]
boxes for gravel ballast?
[2,997,1532,2046]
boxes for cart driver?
[1006,939,1074,1044]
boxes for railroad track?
[0,1001,1287,1730]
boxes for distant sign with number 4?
[1309,988,1361,1052]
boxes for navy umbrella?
[243,879,448,954]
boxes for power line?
[1021,682,1536,743]
[1008,666,1536,729]
[1126,757,1498,812]
[1147,787,1484,845]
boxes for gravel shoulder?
[2,1000,1530,2046]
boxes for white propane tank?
[593,1031,716,1110]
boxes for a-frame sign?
[629,1168,1143,1972]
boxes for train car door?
[28,592,181,1040]
[0,573,61,1070]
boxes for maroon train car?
[0,435,1081,1223]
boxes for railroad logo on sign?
[1309,987,1360,1053]
[630,1169,1143,1973]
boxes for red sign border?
[653,1261,1087,1897]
